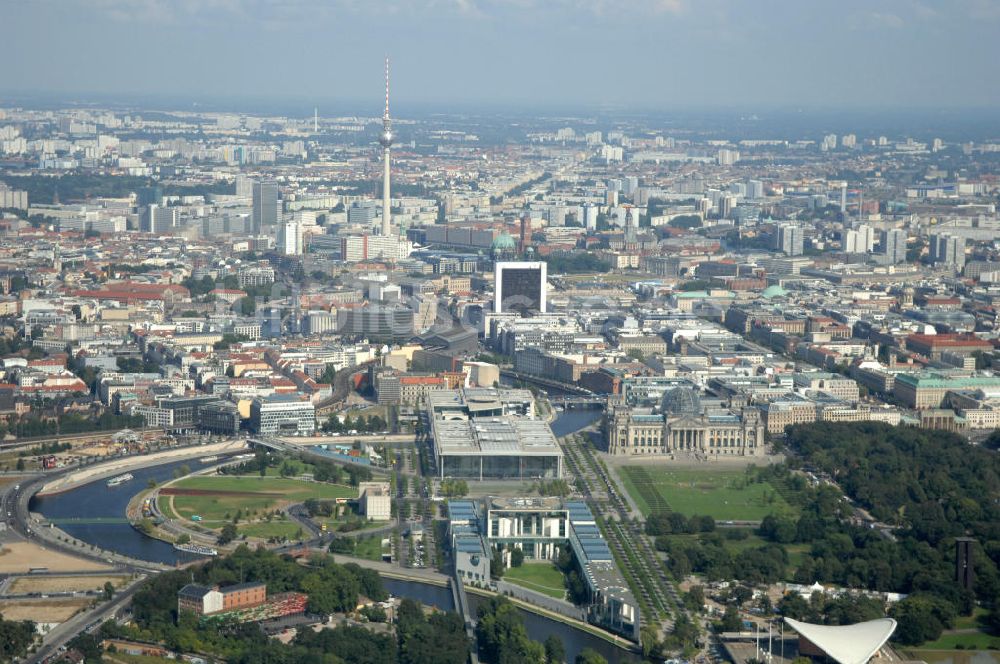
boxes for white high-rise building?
[846,224,876,253]
[931,234,965,271]
[0,184,28,210]
[857,224,876,252]
[776,224,804,256]
[234,174,253,199]
[339,234,411,262]
[844,230,860,254]
[717,149,740,166]
[600,145,624,162]
[747,180,765,200]
[143,204,178,233]
[718,196,736,219]
[279,219,302,255]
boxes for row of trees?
[1,174,232,205]
[544,252,611,275]
[439,478,469,497]
[219,451,374,486]
[322,413,388,434]
[476,595,608,664]
[0,412,145,439]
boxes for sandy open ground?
[0,598,92,622]
[0,542,110,574]
[38,439,248,495]
[9,574,129,594]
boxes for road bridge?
[247,436,393,475]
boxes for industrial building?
[177,582,307,624]
[178,582,266,617]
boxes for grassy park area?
[906,608,1000,651]
[914,632,1000,650]
[620,466,796,521]
[237,520,305,541]
[161,475,356,524]
[353,535,389,561]
[314,514,384,534]
[503,562,566,600]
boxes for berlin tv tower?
[379,57,394,237]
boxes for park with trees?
[92,546,471,664]
[662,421,1000,648]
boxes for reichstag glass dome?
[661,387,702,417]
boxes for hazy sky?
[2,0,999,111]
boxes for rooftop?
[783,617,897,664]
[490,496,563,511]
[432,417,562,457]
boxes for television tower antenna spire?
[384,56,391,122]
[379,56,394,237]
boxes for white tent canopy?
[784,617,897,664]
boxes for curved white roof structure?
[784,617,897,664]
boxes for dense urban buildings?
[3,75,1000,664]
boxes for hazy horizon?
[2,0,1000,112]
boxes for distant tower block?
[379,56,394,237]
[956,537,975,591]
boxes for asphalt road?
[26,580,143,664]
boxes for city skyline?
[2,0,1000,110]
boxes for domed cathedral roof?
[661,387,702,418]
[491,232,518,259]
[492,232,517,251]
[761,284,788,299]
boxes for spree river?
[30,410,637,661]
[381,578,640,664]
[31,456,223,565]
[550,407,602,438]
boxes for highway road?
[26,579,144,664]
